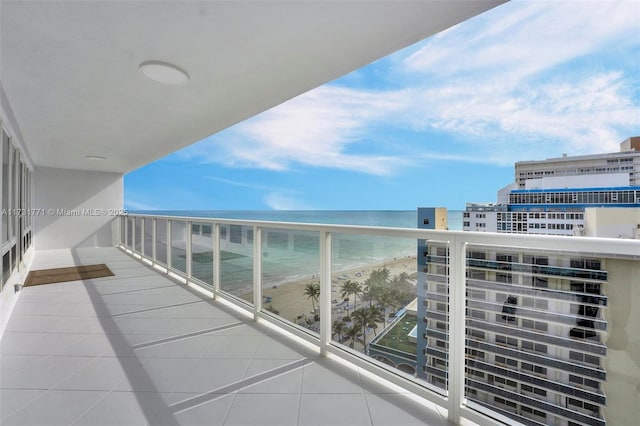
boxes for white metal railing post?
[132,218,136,253]
[120,215,125,246]
[140,218,145,256]
[186,220,193,279]
[319,231,332,356]
[252,226,263,319]
[447,236,467,424]
[167,220,172,270]
[213,223,220,296]
[152,218,157,264]
[124,216,129,249]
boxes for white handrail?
[119,213,639,426]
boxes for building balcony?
[2,212,639,426]
[1,246,448,426]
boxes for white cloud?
[183,85,412,175]
[404,0,638,84]
[124,199,158,210]
[204,175,293,193]
[180,0,639,171]
[396,0,640,158]
[264,192,313,210]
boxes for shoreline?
[260,256,417,323]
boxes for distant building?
[463,137,640,236]
[579,207,640,239]
[462,203,504,232]
[514,136,640,189]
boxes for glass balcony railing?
[119,213,640,426]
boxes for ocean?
[133,210,464,230]
[132,210,463,290]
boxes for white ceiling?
[1,0,504,174]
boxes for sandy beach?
[260,256,417,324]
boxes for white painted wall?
[524,173,628,190]
[584,207,640,239]
[33,166,123,249]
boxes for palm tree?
[378,287,394,320]
[344,324,360,349]
[369,267,390,287]
[332,319,346,342]
[362,277,383,308]
[366,306,384,337]
[303,282,320,320]
[352,306,385,349]
[339,280,362,317]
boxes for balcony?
[1,246,448,426]
[2,212,639,426]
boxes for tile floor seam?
[111,300,205,317]
[45,353,110,392]
[68,389,111,426]
[362,389,377,426]
[131,322,246,350]
[219,392,237,426]
[0,389,46,421]
[168,359,308,415]
[98,284,179,296]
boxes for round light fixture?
[85,155,106,161]
[139,61,189,85]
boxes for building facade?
[515,137,640,189]
[419,239,615,426]
[463,138,640,235]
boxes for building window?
[570,351,600,367]
[495,355,517,368]
[521,341,547,354]
[569,374,600,390]
[567,398,600,416]
[469,309,485,320]
[469,329,485,339]
[494,376,517,389]
[496,335,518,347]
[521,362,547,376]
[521,406,547,420]
[522,319,548,332]
[501,295,517,321]
[521,384,547,397]
[494,397,517,411]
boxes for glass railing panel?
[155,218,167,265]
[219,224,254,304]
[143,217,153,258]
[191,222,213,286]
[329,233,444,389]
[134,217,142,252]
[170,220,187,274]
[260,228,320,332]
[463,244,626,426]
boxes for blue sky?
[125,0,640,211]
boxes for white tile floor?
[0,247,450,426]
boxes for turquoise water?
[133,210,463,291]
[133,210,463,230]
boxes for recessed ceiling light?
[85,155,106,161]
[139,61,189,85]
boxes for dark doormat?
[24,264,114,287]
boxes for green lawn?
[373,314,417,355]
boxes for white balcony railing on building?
[119,213,640,426]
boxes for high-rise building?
[514,137,640,189]
[417,233,631,426]
[421,139,640,425]
[463,138,640,235]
